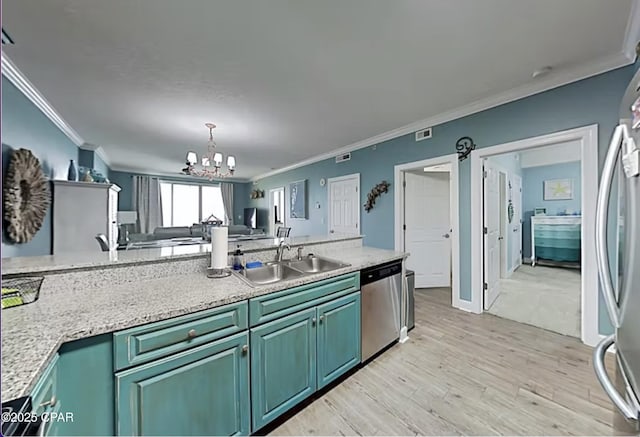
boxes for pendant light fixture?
[182,123,236,179]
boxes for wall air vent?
[415,127,432,141]
[335,152,351,163]
[2,28,15,45]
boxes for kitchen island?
[1,236,406,436]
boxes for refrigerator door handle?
[594,335,639,422]
[595,124,628,328]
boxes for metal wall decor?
[456,136,476,161]
[250,189,264,199]
[3,148,51,243]
[364,180,390,213]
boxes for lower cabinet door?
[317,292,361,389]
[250,307,317,431]
[116,332,250,436]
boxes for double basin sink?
[233,255,350,287]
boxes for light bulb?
[226,155,236,170]
[213,152,223,167]
[186,151,197,165]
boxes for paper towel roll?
[211,227,229,269]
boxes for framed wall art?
[543,178,573,201]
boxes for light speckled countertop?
[1,234,362,276]
[1,246,405,400]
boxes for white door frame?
[394,154,462,310]
[327,173,361,235]
[470,124,599,346]
[268,186,285,236]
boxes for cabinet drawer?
[249,273,359,327]
[32,354,59,415]
[114,301,248,370]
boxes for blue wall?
[522,162,582,259]
[78,149,110,177]
[109,170,248,224]
[1,77,81,257]
[249,65,635,334]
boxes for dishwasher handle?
[360,260,403,286]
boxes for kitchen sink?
[234,263,305,285]
[232,256,350,286]
[285,256,350,273]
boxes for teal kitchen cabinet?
[31,354,61,436]
[250,307,317,431]
[317,292,361,389]
[115,331,250,436]
[251,291,361,431]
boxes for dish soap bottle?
[232,245,245,270]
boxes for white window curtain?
[133,176,163,233]
[221,183,234,225]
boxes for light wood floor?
[269,288,616,436]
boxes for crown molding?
[79,143,112,167]
[623,0,640,61]
[1,53,85,146]
[108,164,250,183]
[251,52,632,181]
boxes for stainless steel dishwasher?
[361,260,402,361]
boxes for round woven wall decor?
[3,148,51,243]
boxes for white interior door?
[328,174,360,235]
[268,187,285,236]
[404,171,451,288]
[510,175,523,270]
[483,162,501,309]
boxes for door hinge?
[483,226,488,234]
[483,282,488,290]
[402,181,406,188]
[356,186,358,192]
[483,170,488,178]
[403,224,406,231]
[356,223,358,228]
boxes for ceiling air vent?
[335,152,351,163]
[415,127,432,142]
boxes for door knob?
[443,233,450,238]
[187,329,197,339]
[242,345,248,354]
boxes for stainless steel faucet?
[275,240,291,262]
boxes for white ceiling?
[2,0,637,180]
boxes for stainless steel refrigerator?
[594,66,640,434]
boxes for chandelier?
[182,123,236,179]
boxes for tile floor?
[487,264,581,337]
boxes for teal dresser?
[531,216,581,265]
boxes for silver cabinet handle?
[242,344,248,354]
[319,315,324,323]
[593,335,639,421]
[39,395,56,408]
[187,329,197,339]
[312,317,316,325]
[596,124,627,328]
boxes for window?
[160,182,226,227]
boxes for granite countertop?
[1,234,362,276]
[1,246,406,400]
